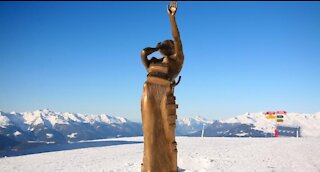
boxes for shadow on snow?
[0,140,143,157]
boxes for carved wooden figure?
[140,1,184,172]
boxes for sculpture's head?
[160,40,175,56]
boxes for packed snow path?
[0,137,319,172]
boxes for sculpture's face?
[160,40,175,56]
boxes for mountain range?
[0,109,142,150]
[1,109,319,151]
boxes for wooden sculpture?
[140,1,184,172]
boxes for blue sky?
[1,2,319,121]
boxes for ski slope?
[0,137,319,172]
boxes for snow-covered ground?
[0,136,319,172]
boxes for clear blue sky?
[1,2,319,121]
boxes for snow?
[194,115,214,124]
[0,115,10,128]
[221,112,275,133]
[23,111,45,126]
[2,109,319,138]
[0,109,131,131]
[221,112,320,137]
[46,133,53,138]
[13,131,22,136]
[178,116,213,127]
[0,137,319,172]
[116,117,128,123]
[97,114,114,124]
[46,114,69,126]
[67,133,78,138]
[32,117,45,126]
[63,112,82,122]
[235,132,248,137]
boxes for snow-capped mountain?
[189,112,320,137]
[0,109,142,149]
[176,115,214,135]
[1,109,320,151]
[177,115,275,137]
[220,112,320,137]
[0,110,216,150]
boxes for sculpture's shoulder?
[174,53,184,66]
[165,56,182,81]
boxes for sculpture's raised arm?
[167,2,184,61]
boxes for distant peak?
[194,115,202,119]
[34,109,52,113]
[117,116,128,123]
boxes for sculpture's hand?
[167,1,177,16]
